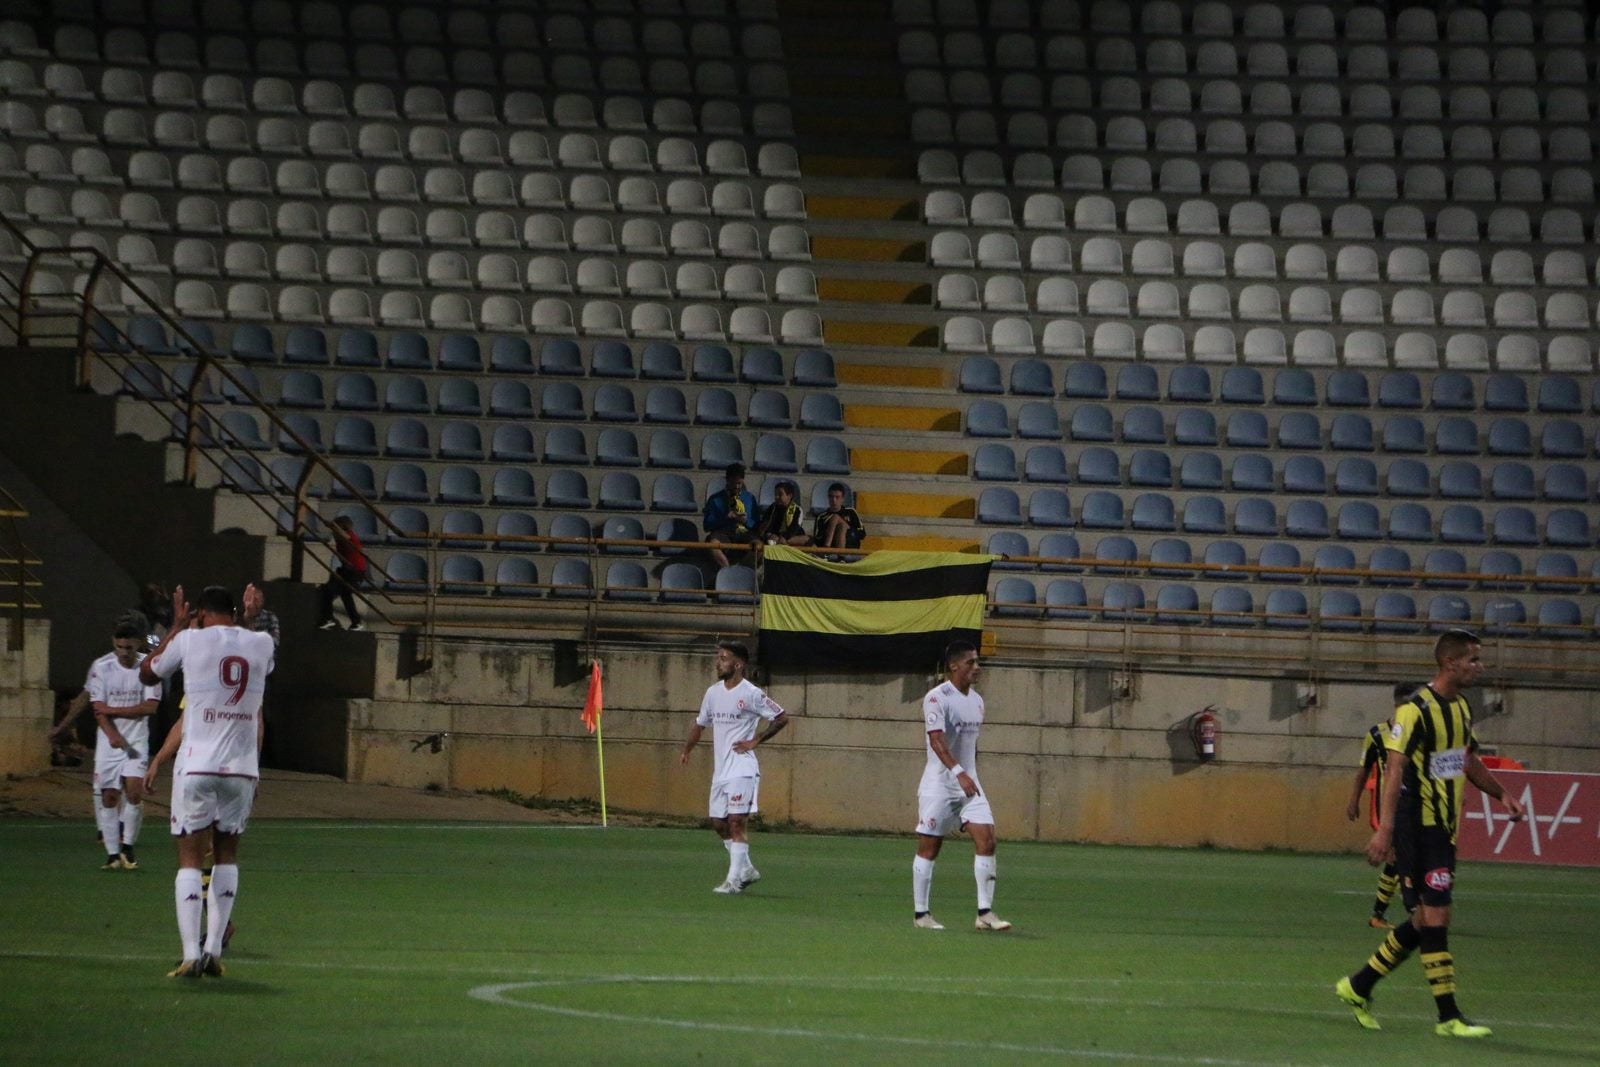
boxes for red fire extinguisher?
[1190,706,1219,761]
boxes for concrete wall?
[342,638,1600,851]
[0,619,56,775]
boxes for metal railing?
[0,485,43,649]
[3,220,406,628]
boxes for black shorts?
[1394,816,1456,909]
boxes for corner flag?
[580,660,608,827]
[581,660,603,733]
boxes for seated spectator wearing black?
[703,462,758,569]
[813,482,866,557]
[754,480,811,548]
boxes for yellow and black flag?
[758,547,994,669]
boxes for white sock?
[120,800,142,847]
[913,856,935,913]
[175,868,204,960]
[96,803,122,857]
[205,865,239,956]
[726,842,749,882]
[975,854,997,911]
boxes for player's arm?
[732,709,788,753]
[679,723,704,765]
[144,716,183,791]
[1466,754,1525,822]
[1345,761,1370,821]
[49,690,91,740]
[1365,750,1407,866]
[926,729,979,798]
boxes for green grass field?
[1,819,1595,1065]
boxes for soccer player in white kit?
[141,585,275,978]
[83,620,162,870]
[912,641,1011,931]
[679,641,788,894]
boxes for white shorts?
[709,776,759,819]
[170,774,256,837]
[914,789,994,837]
[95,747,148,791]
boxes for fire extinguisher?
[1190,706,1219,761]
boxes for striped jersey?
[1358,721,1391,826]
[1386,685,1478,842]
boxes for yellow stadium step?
[856,491,975,521]
[845,404,961,433]
[861,535,983,554]
[851,448,967,476]
[823,320,937,348]
[812,236,925,263]
[801,154,913,180]
[836,364,945,389]
[806,196,917,222]
[818,277,930,306]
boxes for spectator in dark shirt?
[316,517,368,630]
[754,480,811,547]
[703,463,758,569]
[813,483,866,560]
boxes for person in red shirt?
[316,516,368,631]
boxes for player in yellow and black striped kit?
[1334,630,1526,1039]
[1344,682,1420,929]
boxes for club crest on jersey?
[1424,867,1453,892]
[736,699,746,709]
[1389,722,1403,740]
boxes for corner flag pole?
[582,659,608,827]
[594,703,608,828]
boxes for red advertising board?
[1459,770,1600,868]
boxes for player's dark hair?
[943,639,977,670]
[1392,681,1419,702]
[196,585,236,617]
[1434,628,1480,665]
[717,640,750,664]
[112,621,142,641]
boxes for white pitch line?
[468,978,1328,1067]
[3,950,1593,1029]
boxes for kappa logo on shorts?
[1424,867,1453,892]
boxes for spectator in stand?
[753,480,811,548]
[813,483,866,560]
[703,463,758,570]
[133,582,174,651]
[241,583,281,767]
[241,583,279,648]
[316,517,368,631]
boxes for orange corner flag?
[581,660,603,734]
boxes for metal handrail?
[6,226,403,627]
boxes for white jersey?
[918,681,984,795]
[695,678,784,784]
[148,625,275,778]
[85,651,161,756]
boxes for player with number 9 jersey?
[148,626,276,779]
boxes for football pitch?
[1,819,1595,1066]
